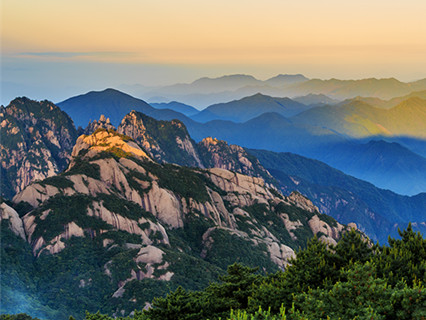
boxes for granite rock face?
[0,98,77,198]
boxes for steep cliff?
[0,98,77,198]
[118,111,203,167]
[197,137,275,184]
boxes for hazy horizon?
[2,0,426,105]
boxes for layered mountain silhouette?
[119,74,426,107]
[150,101,199,117]
[284,77,426,100]
[53,88,426,196]
[319,140,426,195]
[191,93,310,123]
[292,97,426,139]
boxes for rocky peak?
[198,137,275,184]
[0,98,77,198]
[84,114,115,135]
[71,128,151,161]
[118,111,203,167]
[287,191,319,213]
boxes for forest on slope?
[3,227,425,320]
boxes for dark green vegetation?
[249,148,426,244]
[35,226,423,320]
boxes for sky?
[1,0,426,105]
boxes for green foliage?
[373,223,426,286]
[0,315,41,320]
[145,264,262,320]
[109,249,139,286]
[243,203,293,246]
[12,201,34,217]
[139,161,211,203]
[334,229,372,268]
[293,262,391,319]
[39,175,74,189]
[125,169,153,196]
[98,230,142,246]
[202,228,277,272]
[96,193,155,221]
[65,157,101,179]
[32,194,110,242]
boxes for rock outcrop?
[198,137,274,183]
[0,202,26,240]
[0,98,77,198]
[83,114,115,135]
[118,111,203,167]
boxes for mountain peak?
[193,74,258,84]
[57,89,154,127]
[73,128,151,160]
[265,74,309,86]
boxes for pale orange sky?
[1,0,426,103]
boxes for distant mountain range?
[52,88,426,196]
[118,74,426,108]
[192,93,310,123]
[292,97,426,139]
[149,101,199,117]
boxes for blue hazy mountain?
[150,101,200,117]
[285,77,426,100]
[132,74,310,108]
[191,93,311,123]
[319,140,426,196]
[292,97,426,139]
[121,75,426,108]
[57,88,155,127]
[264,74,309,86]
[292,93,340,106]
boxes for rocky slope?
[6,126,351,318]
[0,98,77,199]
[118,111,203,168]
